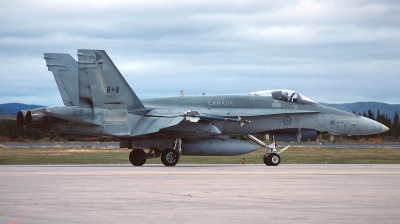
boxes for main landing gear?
[129,149,147,166]
[161,148,179,166]
[246,134,290,166]
[128,138,182,166]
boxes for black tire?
[263,156,270,166]
[268,153,281,166]
[161,148,179,166]
[129,149,146,166]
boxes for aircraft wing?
[131,116,184,136]
[145,109,185,118]
[148,108,319,118]
[140,108,321,129]
[200,108,321,117]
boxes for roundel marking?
[283,116,292,125]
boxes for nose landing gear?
[247,134,290,166]
[263,153,281,166]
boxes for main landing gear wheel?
[129,149,146,166]
[161,148,179,166]
[264,153,280,166]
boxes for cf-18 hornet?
[15,49,389,166]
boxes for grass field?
[1,145,400,165]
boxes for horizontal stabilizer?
[44,111,97,126]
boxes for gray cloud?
[0,0,399,106]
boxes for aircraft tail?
[44,53,79,106]
[77,49,144,110]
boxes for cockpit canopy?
[249,90,316,105]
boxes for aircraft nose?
[382,124,390,133]
[356,116,389,135]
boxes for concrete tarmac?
[1,164,400,223]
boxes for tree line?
[358,110,399,140]
[0,120,54,141]
[0,109,399,141]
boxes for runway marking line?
[1,170,400,176]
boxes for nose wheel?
[247,134,289,166]
[263,153,281,166]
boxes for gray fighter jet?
[15,49,389,166]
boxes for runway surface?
[1,164,400,223]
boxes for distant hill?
[320,102,400,120]
[0,103,45,115]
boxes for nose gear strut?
[246,134,290,166]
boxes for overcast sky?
[0,0,399,106]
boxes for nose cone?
[357,116,390,135]
[382,124,390,133]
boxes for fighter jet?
[15,49,389,166]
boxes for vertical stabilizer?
[77,50,144,110]
[44,53,79,106]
